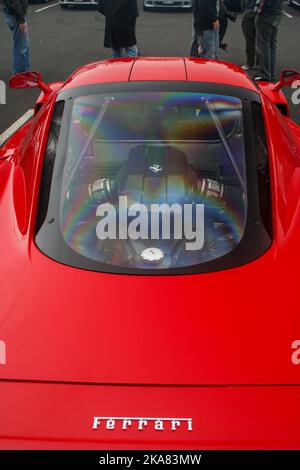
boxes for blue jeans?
[197,30,219,60]
[112,45,138,58]
[4,14,30,75]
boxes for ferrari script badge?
[92,416,193,431]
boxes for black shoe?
[227,12,237,22]
[219,43,228,51]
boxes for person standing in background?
[254,0,283,82]
[98,0,139,58]
[218,0,238,51]
[193,0,220,60]
[241,0,257,70]
[190,0,236,57]
[2,0,30,75]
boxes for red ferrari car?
[0,58,300,449]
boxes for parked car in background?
[143,0,192,11]
[59,0,97,9]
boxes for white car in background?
[59,0,97,8]
[143,0,192,11]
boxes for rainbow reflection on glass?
[60,91,247,269]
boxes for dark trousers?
[219,10,228,44]
[241,11,256,67]
[255,13,282,82]
[190,31,199,57]
[190,13,198,57]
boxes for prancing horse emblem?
[149,164,163,174]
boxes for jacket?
[98,0,139,49]
[2,0,28,24]
[193,0,218,33]
[244,0,256,11]
[255,0,283,14]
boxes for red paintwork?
[185,58,257,90]
[35,82,64,114]
[256,81,290,117]
[130,57,187,81]
[9,71,52,94]
[62,57,258,90]
[1,383,300,449]
[62,58,135,90]
[0,58,300,449]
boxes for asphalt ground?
[0,0,299,133]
